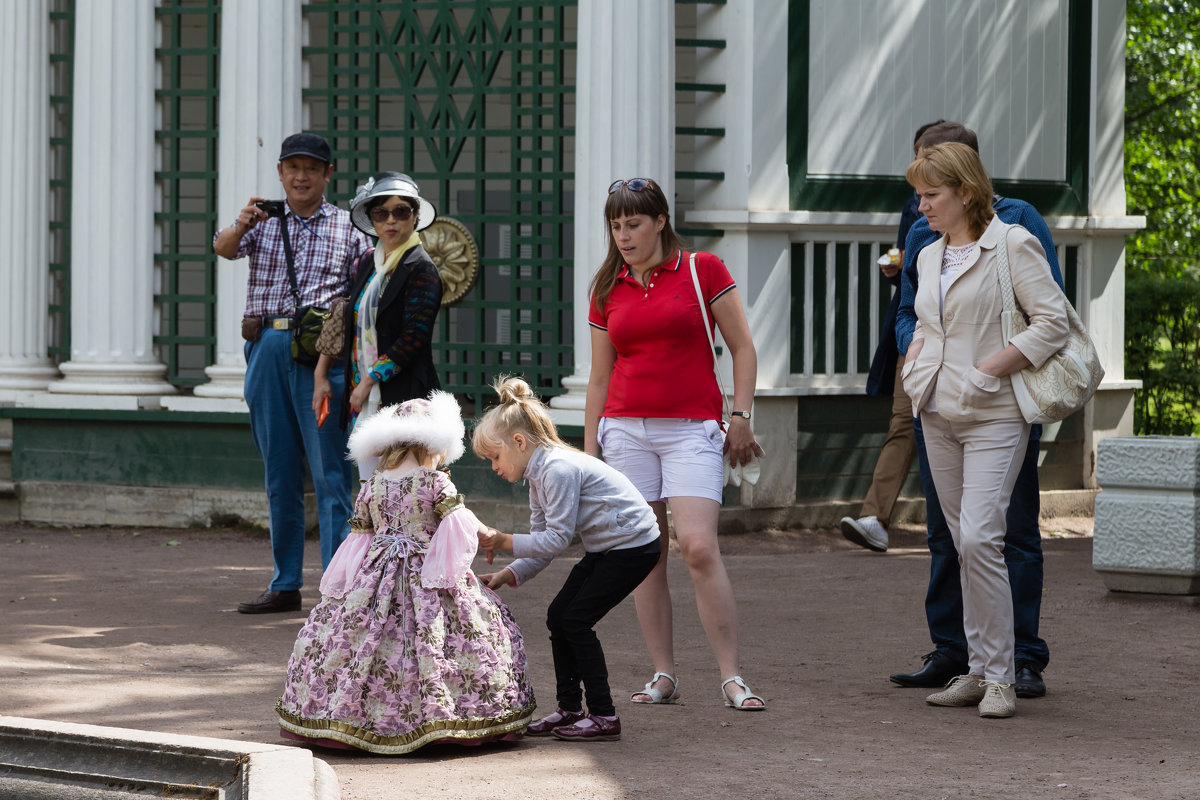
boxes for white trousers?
[920,411,1031,684]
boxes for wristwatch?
[730,410,751,420]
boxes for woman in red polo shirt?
[584,178,765,710]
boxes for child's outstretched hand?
[477,569,516,591]
[477,526,513,562]
[477,523,497,564]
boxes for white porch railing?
[785,224,1083,394]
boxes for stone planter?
[1093,436,1200,594]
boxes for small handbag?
[687,253,764,486]
[290,306,328,366]
[278,213,327,367]
[314,296,347,356]
[995,225,1105,424]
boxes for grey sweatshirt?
[505,445,659,585]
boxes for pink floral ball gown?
[277,467,535,753]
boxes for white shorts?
[598,417,726,504]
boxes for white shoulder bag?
[995,225,1105,424]
[688,253,763,486]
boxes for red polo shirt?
[588,250,736,421]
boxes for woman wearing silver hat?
[312,172,443,478]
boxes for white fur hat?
[347,390,466,465]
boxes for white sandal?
[631,671,680,704]
[722,676,766,711]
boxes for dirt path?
[2,520,1196,799]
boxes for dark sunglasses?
[369,205,415,223]
[608,178,652,194]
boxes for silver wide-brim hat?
[349,172,438,235]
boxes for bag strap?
[688,252,732,420]
[280,212,301,311]
[993,224,1018,320]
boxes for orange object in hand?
[317,396,330,428]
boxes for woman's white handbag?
[995,225,1105,424]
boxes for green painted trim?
[1063,0,1092,213]
[12,417,263,489]
[787,0,809,210]
[789,241,805,374]
[788,0,1090,215]
[6,412,581,498]
[677,227,725,239]
[47,1,75,362]
[1,407,250,424]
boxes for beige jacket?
[902,216,1069,422]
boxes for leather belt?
[263,315,294,330]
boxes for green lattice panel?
[153,0,221,387]
[48,0,74,362]
[303,1,576,410]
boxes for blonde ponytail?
[472,375,571,456]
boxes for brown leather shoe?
[551,714,621,742]
[526,709,586,736]
[237,589,301,614]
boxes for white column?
[49,0,174,396]
[0,0,58,394]
[550,0,675,421]
[692,0,793,391]
[194,0,304,399]
[690,0,796,509]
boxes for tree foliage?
[1125,0,1200,433]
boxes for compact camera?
[255,199,286,218]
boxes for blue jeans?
[244,329,353,591]
[913,415,1049,669]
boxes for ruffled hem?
[276,701,535,755]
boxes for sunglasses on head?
[369,205,415,223]
[608,178,652,194]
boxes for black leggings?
[546,540,660,716]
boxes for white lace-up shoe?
[839,515,889,552]
[977,681,1017,718]
[925,675,986,706]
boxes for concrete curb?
[0,716,337,800]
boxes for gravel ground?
[2,517,1198,800]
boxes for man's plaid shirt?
[220,199,370,316]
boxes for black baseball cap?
[279,133,332,164]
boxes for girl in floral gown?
[277,391,536,754]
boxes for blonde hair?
[471,375,571,456]
[377,442,434,472]
[905,142,994,240]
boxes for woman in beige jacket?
[901,143,1068,719]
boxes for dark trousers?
[547,542,660,717]
[913,415,1050,669]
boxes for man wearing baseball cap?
[214,133,370,614]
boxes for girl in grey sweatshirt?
[474,376,660,742]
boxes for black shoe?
[1014,661,1047,698]
[889,650,968,688]
[237,589,301,614]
